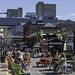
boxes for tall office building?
[7,8,22,18]
[36,2,56,19]
[18,8,22,17]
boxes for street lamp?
[0,28,3,55]
[0,28,3,32]
[0,28,5,63]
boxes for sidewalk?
[0,58,9,75]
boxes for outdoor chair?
[11,63,31,75]
[11,63,21,75]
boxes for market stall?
[42,38,64,55]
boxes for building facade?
[0,17,38,45]
[57,22,75,55]
[36,2,56,19]
[7,8,22,18]
[23,20,58,47]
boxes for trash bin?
[1,55,6,63]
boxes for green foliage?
[3,28,12,44]
[72,56,75,71]
[72,56,75,66]
[72,56,75,61]
[0,51,1,54]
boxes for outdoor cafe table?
[40,57,53,62]
[66,60,75,66]
[53,60,75,70]
[66,60,75,63]
[39,57,53,67]
[52,60,75,73]
[53,60,75,63]
[40,58,47,61]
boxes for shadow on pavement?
[32,66,48,68]
[38,69,61,75]
[42,71,72,75]
[39,69,53,71]
[42,73,61,75]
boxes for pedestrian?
[17,49,23,62]
[23,53,27,61]
[20,59,28,70]
[52,54,59,73]
[58,54,67,73]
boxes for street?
[26,57,75,75]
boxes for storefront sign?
[49,42,63,45]
[43,30,56,33]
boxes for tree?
[3,28,12,45]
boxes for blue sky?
[0,0,75,21]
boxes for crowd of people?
[40,51,68,73]
[52,51,67,73]
[6,46,74,74]
[7,48,31,75]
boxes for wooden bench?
[36,61,50,67]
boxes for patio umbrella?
[33,45,41,48]
[41,33,47,35]
[48,33,54,35]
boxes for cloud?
[56,16,63,18]
[57,13,75,21]
[68,13,75,16]
[56,15,68,20]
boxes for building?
[23,20,58,47]
[36,2,56,19]
[25,12,36,19]
[0,17,38,45]
[57,21,75,55]
[7,8,22,18]
[42,38,65,55]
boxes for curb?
[6,58,9,75]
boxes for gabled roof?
[43,23,56,27]
[25,34,36,38]
[0,17,38,25]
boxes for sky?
[0,0,75,21]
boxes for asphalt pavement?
[27,57,75,75]
[0,57,75,75]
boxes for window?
[62,28,66,31]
